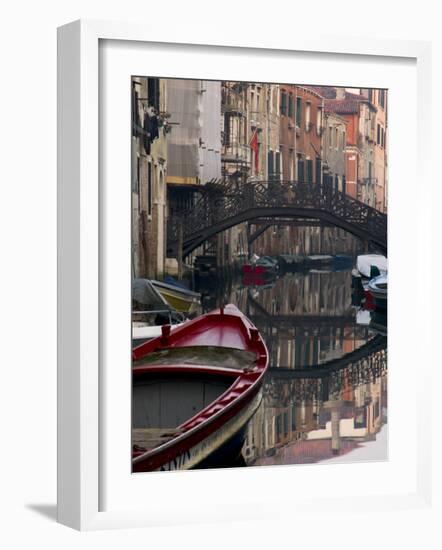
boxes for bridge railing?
[167,180,387,251]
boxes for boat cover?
[356,255,388,278]
[132,278,171,309]
[133,345,257,369]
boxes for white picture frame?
[57,19,433,531]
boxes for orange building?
[279,85,324,183]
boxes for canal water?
[195,265,388,467]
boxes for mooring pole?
[177,220,183,280]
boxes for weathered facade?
[295,86,324,184]
[131,76,168,278]
[221,82,250,184]
[368,88,388,212]
[324,89,377,207]
[322,110,347,192]
[165,79,222,269]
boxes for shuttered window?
[306,159,313,183]
[296,97,302,127]
[280,92,287,116]
[297,158,304,182]
[315,158,322,184]
[147,78,160,111]
[288,94,294,118]
[275,151,281,180]
[268,151,274,181]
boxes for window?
[315,158,321,185]
[289,148,295,180]
[297,156,304,182]
[279,146,284,179]
[147,162,152,216]
[305,102,311,131]
[147,77,160,111]
[306,159,313,183]
[136,156,140,198]
[296,97,302,127]
[223,114,231,147]
[280,92,287,116]
[316,107,323,135]
[275,151,281,180]
[268,151,274,181]
[379,89,385,109]
[335,127,339,149]
[132,85,140,137]
[377,123,381,145]
[288,94,294,118]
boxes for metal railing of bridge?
[167,180,387,257]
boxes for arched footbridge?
[167,180,387,258]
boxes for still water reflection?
[195,267,387,466]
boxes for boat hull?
[132,304,268,472]
[146,390,262,472]
[151,280,201,313]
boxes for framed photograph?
[57,19,432,530]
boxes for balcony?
[222,141,251,164]
[222,88,246,117]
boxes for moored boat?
[242,255,278,275]
[151,279,201,314]
[351,254,387,308]
[354,254,387,279]
[132,304,269,472]
[132,321,184,346]
[132,278,185,347]
[367,274,388,311]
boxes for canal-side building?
[293,86,324,184]
[166,78,222,212]
[221,81,250,184]
[220,82,250,265]
[221,82,283,265]
[246,83,282,256]
[165,79,222,269]
[278,84,296,182]
[347,88,388,212]
[368,88,388,212]
[322,109,347,193]
[323,89,377,207]
[131,76,168,279]
[277,85,324,184]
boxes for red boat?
[242,264,267,275]
[132,304,269,472]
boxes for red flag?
[250,129,259,174]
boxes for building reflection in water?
[243,347,387,465]
[196,267,388,466]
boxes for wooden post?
[177,220,183,280]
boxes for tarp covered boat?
[132,304,269,472]
[355,254,387,279]
[132,279,185,346]
[151,279,201,314]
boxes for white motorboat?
[367,274,388,311]
[355,254,387,279]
